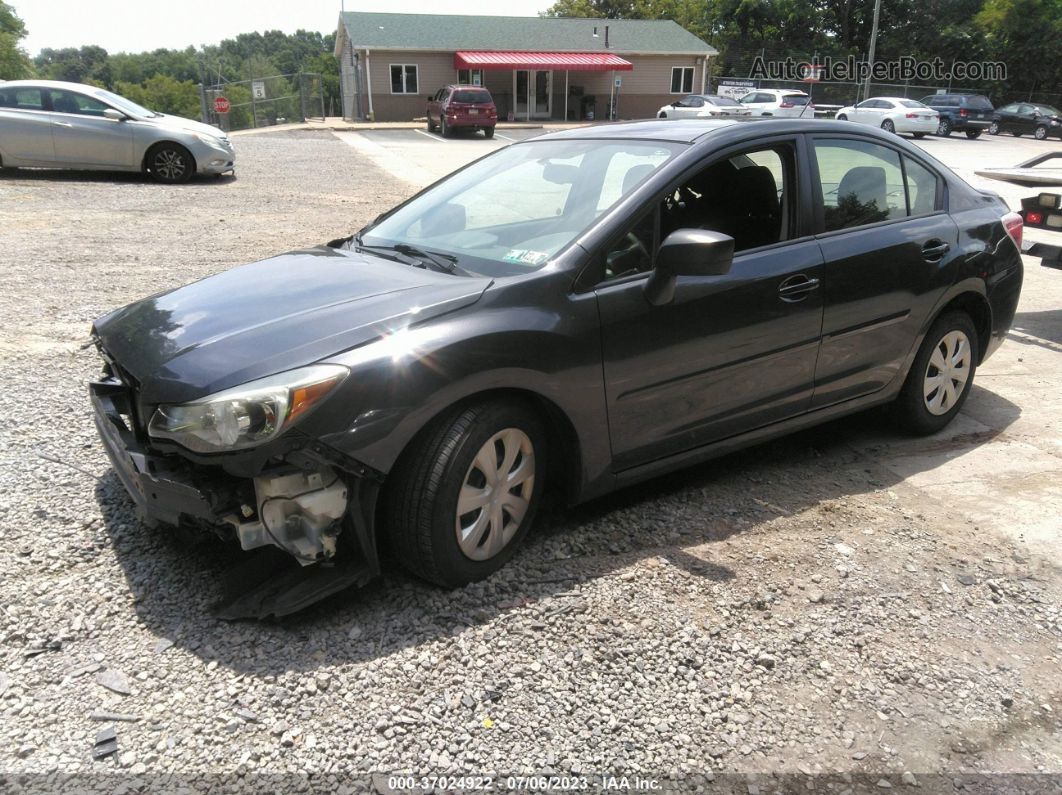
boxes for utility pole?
[864,0,883,102]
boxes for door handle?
[52,120,73,127]
[778,274,820,302]
[921,240,951,261]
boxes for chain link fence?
[200,72,326,132]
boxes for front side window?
[390,64,419,94]
[814,139,926,232]
[671,67,694,94]
[362,140,685,277]
[46,89,110,116]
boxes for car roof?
[446,84,490,90]
[0,79,103,93]
[757,88,808,96]
[534,117,875,145]
[871,97,924,103]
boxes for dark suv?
[918,93,994,138]
[426,85,497,138]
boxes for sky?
[19,0,551,56]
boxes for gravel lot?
[1,129,1060,793]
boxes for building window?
[390,64,418,94]
[457,69,483,86]
[670,66,695,94]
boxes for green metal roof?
[338,12,716,55]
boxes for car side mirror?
[644,229,734,306]
[103,108,125,121]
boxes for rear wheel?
[937,118,952,136]
[1012,128,1023,137]
[836,113,847,121]
[1035,125,1049,140]
[658,111,668,118]
[146,143,194,183]
[483,126,495,139]
[383,400,547,588]
[426,113,435,132]
[988,121,1001,135]
[893,312,979,435]
[881,119,896,134]
[440,116,449,138]
[965,130,982,139]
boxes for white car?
[737,88,813,118]
[657,94,751,119]
[836,97,940,138]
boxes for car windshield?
[453,89,491,104]
[361,139,685,277]
[92,88,156,117]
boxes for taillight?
[1002,211,1023,250]
[906,113,918,119]
[959,108,969,117]
[1026,211,1044,225]
[780,101,794,108]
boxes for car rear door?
[808,134,959,408]
[679,96,705,118]
[0,86,55,163]
[45,88,133,168]
[594,135,825,470]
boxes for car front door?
[594,137,825,471]
[809,135,958,408]
[0,86,55,163]
[45,88,133,168]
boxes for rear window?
[452,89,492,104]
[709,96,741,106]
[1035,105,1061,116]
[899,100,925,108]
[782,94,810,105]
[962,95,993,110]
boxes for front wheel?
[988,121,1001,135]
[836,114,848,121]
[658,111,668,118]
[881,119,896,134]
[439,116,449,138]
[483,126,495,139]
[146,143,194,183]
[383,401,547,588]
[893,312,979,435]
[913,133,927,139]
[937,118,952,136]
[1035,125,1049,140]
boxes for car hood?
[92,246,492,404]
[145,112,228,140]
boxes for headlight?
[194,132,228,148]
[148,364,348,453]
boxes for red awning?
[454,51,634,72]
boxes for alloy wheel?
[923,330,972,416]
[1035,126,1048,140]
[882,119,895,133]
[154,149,187,181]
[937,119,951,136]
[989,121,1000,135]
[455,428,535,561]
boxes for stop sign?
[214,96,230,114]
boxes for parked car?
[90,118,1023,616]
[989,102,1062,140]
[836,97,939,138]
[657,94,751,119]
[737,89,813,118]
[426,85,497,138]
[0,79,234,182]
[917,93,993,138]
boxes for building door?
[514,70,552,120]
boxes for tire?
[1012,129,1023,137]
[913,133,927,139]
[426,114,435,133]
[965,130,982,139]
[383,400,547,588]
[837,114,848,121]
[881,119,896,134]
[146,142,194,183]
[483,126,495,139]
[937,118,952,136]
[658,112,667,118]
[988,121,1000,135]
[893,312,979,436]
[439,116,449,138]
[1035,125,1049,140]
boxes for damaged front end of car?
[89,343,383,620]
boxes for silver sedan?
[0,79,235,182]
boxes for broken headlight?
[148,364,348,453]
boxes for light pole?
[864,0,883,102]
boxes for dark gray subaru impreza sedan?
[90,118,1024,616]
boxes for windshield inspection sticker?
[503,249,549,266]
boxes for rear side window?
[452,89,492,104]
[963,95,993,110]
[904,156,939,215]
[0,87,43,110]
[814,139,907,231]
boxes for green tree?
[114,74,201,118]
[0,1,32,79]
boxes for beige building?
[335,12,717,123]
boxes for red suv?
[427,85,497,138]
